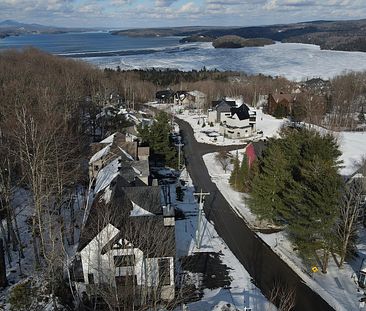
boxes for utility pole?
[177,136,184,171]
[193,190,210,249]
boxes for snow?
[100,132,117,144]
[84,42,366,81]
[301,124,366,176]
[1,186,85,310]
[150,102,285,146]
[102,186,113,204]
[203,152,258,227]
[338,131,366,175]
[93,157,120,194]
[175,169,276,311]
[117,146,134,161]
[89,143,111,164]
[130,201,154,217]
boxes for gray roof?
[78,181,166,252]
[212,99,236,112]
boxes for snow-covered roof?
[188,90,206,97]
[130,200,154,217]
[94,157,120,194]
[100,133,117,144]
[89,143,112,164]
[117,146,134,161]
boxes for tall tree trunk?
[0,239,8,288]
[321,249,330,273]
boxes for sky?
[1,0,365,29]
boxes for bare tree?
[215,150,231,173]
[337,159,366,267]
[269,279,296,311]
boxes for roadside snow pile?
[175,169,276,311]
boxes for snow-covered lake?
[84,42,366,81]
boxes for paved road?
[176,118,335,311]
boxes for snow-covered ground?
[0,187,85,310]
[174,169,276,311]
[337,131,366,175]
[150,102,285,146]
[203,151,366,311]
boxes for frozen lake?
[84,41,366,81]
[1,32,366,81]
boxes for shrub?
[9,280,33,311]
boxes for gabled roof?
[230,104,250,120]
[100,217,175,257]
[100,132,126,144]
[79,180,164,251]
[212,99,237,112]
[271,93,295,104]
[156,90,175,99]
[89,143,112,164]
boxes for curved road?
[176,118,335,311]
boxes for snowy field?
[174,169,276,311]
[84,42,366,81]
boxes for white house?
[208,100,257,139]
[76,181,175,306]
[208,99,237,124]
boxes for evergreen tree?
[137,111,178,168]
[283,157,342,272]
[250,127,343,272]
[238,154,249,192]
[358,107,365,123]
[229,152,240,191]
[250,143,290,221]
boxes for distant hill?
[111,19,366,52]
[0,20,94,39]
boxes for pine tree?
[137,111,178,168]
[250,143,290,222]
[229,152,240,191]
[238,154,249,192]
[250,127,343,272]
[284,157,341,272]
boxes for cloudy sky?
[1,0,365,28]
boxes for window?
[87,273,94,284]
[94,165,99,171]
[114,255,135,267]
[158,258,171,286]
[115,275,137,286]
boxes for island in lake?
[212,36,274,48]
